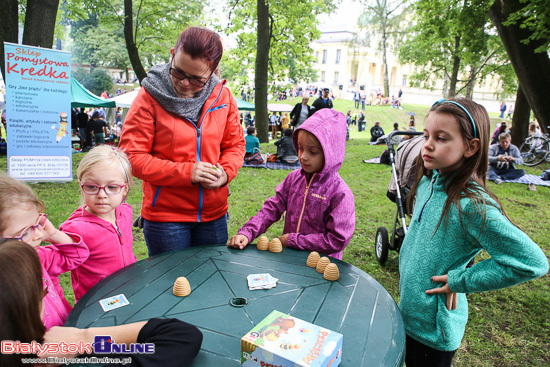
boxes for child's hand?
[40,218,76,245]
[425,274,457,311]
[228,235,249,250]
[279,234,289,247]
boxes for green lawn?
[0,101,548,366]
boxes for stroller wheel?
[375,227,390,264]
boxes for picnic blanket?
[501,174,550,186]
[242,154,301,170]
[363,157,381,164]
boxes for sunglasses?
[2,213,47,243]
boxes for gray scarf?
[142,63,220,124]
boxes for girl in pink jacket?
[60,146,137,302]
[0,173,89,330]
[229,109,355,259]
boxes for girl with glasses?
[118,26,246,256]
[0,173,89,330]
[0,239,203,367]
[60,145,137,302]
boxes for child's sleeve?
[286,188,355,257]
[448,202,548,294]
[237,177,290,243]
[39,232,90,277]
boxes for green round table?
[66,245,405,366]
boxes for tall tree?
[0,0,19,79]
[488,0,550,137]
[357,0,406,98]
[226,0,335,143]
[22,0,60,48]
[398,0,513,99]
[65,0,204,83]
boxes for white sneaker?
[494,178,503,185]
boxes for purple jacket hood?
[293,109,347,179]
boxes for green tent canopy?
[71,78,116,108]
[235,97,255,111]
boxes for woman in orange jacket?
[119,27,245,256]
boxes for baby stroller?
[375,131,423,264]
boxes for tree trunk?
[465,66,477,99]
[124,0,147,83]
[510,84,530,143]
[255,0,270,143]
[22,0,60,48]
[447,36,461,98]
[381,28,390,98]
[488,0,550,132]
[0,0,19,79]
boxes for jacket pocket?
[435,293,468,348]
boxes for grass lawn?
[0,101,548,366]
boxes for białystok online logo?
[1,336,155,356]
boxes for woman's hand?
[192,162,227,188]
[228,235,249,250]
[425,274,457,311]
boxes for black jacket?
[312,97,333,111]
[290,102,314,126]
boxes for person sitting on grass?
[245,126,260,157]
[229,109,355,260]
[488,132,525,184]
[370,121,385,142]
[274,128,298,164]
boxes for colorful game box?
[241,310,343,367]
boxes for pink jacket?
[60,204,137,302]
[39,233,89,330]
[237,109,355,259]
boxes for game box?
[241,310,343,367]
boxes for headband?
[432,98,477,138]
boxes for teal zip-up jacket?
[399,171,548,351]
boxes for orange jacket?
[119,81,245,222]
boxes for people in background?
[312,88,333,111]
[370,121,385,142]
[488,132,525,184]
[274,128,298,164]
[245,126,260,157]
[290,97,314,129]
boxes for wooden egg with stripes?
[257,236,269,251]
[307,251,321,268]
[316,256,330,273]
[323,263,340,281]
[173,277,191,297]
[269,238,283,253]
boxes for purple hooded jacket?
[238,109,355,259]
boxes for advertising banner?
[3,42,72,182]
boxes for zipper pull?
[428,176,436,189]
[114,222,122,237]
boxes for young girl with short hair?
[0,173,89,330]
[60,145,137,302]
[400,98,548,366]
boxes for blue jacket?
[399,171,548,351]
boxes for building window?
[334,71,339,85]
[322,50,327,64]
[336,49,341,64]
[315,51,319,62]
[402,75,407,87]
[321,71,326,82]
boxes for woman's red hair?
[174,27,223,72]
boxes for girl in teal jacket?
[399,98,548,367]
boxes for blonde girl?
[0,173,88,329]
[60,145,137,302]
[528,121,542,148]
[400,98,548,367]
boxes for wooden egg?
[257,236,269,251]
[323,263,340,281]
[316,256,330,273]
[241,338,256,353]
[173,277,191,297]
[307,251,321,268]
[269,238,283,253]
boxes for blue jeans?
[143,214,228,256]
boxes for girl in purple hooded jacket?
[229,109,355,259]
